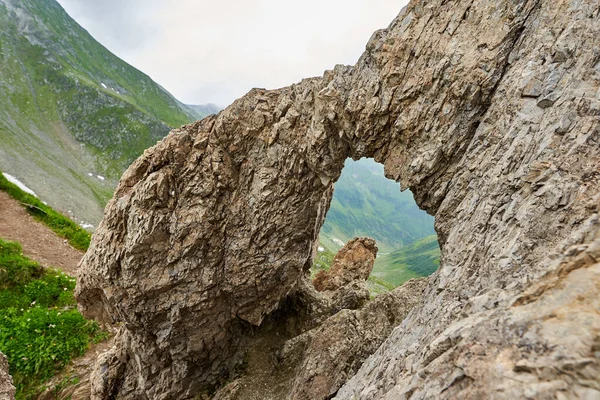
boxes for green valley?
[317,158,440,289]
[320,158,436,253]
[371,235,440,287]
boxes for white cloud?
[56,0,407,106]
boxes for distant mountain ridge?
[0,0,212,224]
[187,103,222,117]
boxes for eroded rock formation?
[313,237,377,292]
[0,352,15,400]
[282,278,428,400]
[211,246,394,400]
[77,0,600,398]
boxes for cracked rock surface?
[282,278,428,400]
[77,0,600,398]
[313,237,377,292]
[0,352,15,400]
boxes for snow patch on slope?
[4,173,37,197]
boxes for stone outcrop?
[313,237,377,291]
[209,260,426,400]
[77,0,600,398]
[338,239,600,399]
[0,352,15,400]
[283,278,428,400]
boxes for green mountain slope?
[316,158,440,291]
[371,235,440,287]
[320,158,436,253]
[0,0,208,224]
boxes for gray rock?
[284,278,428,400]
[555,115,573,135]
[537,91,561,108]
[0,352,15,400]
[77,0,600,398]
[521,77,543,98]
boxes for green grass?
[0,238,104,399]
[0,172,91,251]
[366,275,395,298]
[372,235,441,286]
[311,247,335,279]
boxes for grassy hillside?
[371,235,440,287]
[320,158,436,253]
[316,159,440,291]
[0,0,211,224]
[0,238,104,399]
[0,170,104,398]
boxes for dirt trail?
[0,191,83,275]
[0,191,108,399]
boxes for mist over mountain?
[187,103,222,117]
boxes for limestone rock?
[77,0,600,398]
[337,237,600,399]
[210,275,376,400]
[284,278,428,400]
[313,237,377,292]
[210,268,426,400]
[0,352,15,400]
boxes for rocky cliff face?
[0,352,15,400]
[77,0,600,398]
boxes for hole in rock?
[312,158,440,295]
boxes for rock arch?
[77,0,600,398]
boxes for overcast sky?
[55,0,407,107]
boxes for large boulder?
[77,0,600,398]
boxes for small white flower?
[63,288,68,291]
[30,301,36,306]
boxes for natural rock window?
[313,158,440,294]
[75,0,600,397]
